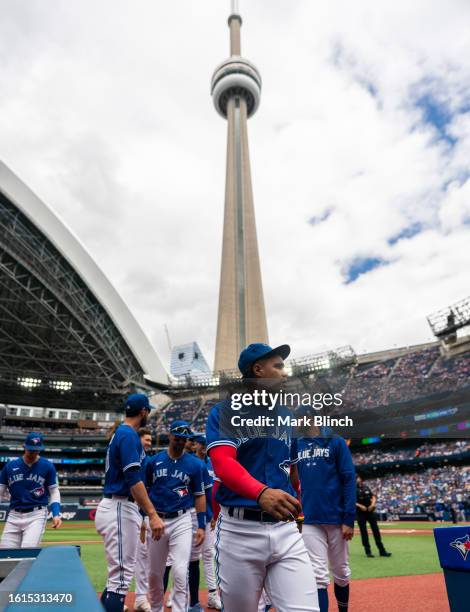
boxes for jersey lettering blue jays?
[205,399,298,508]
[295,436,356,527]
[145,450,204,513]
[0,457,57,510]
[104,424,145,497]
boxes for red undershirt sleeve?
[209,445,266,501]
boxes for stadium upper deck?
[0,161,168,410]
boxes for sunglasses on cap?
[171,425,192,436]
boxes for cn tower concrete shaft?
[212,7,269,372]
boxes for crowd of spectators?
[0,425,108,435]
[57,469,103,480]
[190,398,219,432]
[153,398,202,435]
[342,347,470,410]
[353,440,469,465]
[367,465,469,519]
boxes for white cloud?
[0,0,469,370]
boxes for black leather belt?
[14,506,45,514]
[157,509,187,519]
[103,494,135,503]
[228,507,279,523]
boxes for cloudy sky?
[1,0,470,371]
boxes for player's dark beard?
[140,412,148,427]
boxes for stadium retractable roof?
[0,161,168,408]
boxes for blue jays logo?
[173,486,189,498]
[279,459,292,477]
[31,438,41,445]
[31,486,45,498]
[450,534,470,560]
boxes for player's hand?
[367,505,376,512]
[210,518,217,531]
[140,522,147,544]
[52,516,62,529]
[195,528,205,546]
[357,503,367,512]
[149,513,165,541]
[258,488,301,522]
[342,525,354,540]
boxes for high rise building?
[170,342,211,378]
[212,0,269,372]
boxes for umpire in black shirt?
[356,475,391,558]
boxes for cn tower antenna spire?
[229,0,242,55]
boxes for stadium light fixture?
[50,380,73,391]
[17,376,42,388]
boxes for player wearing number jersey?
[145,420,206,612]
[95,394,164,612]
[206,343,319,612]
[0,432,61,548]
[291,416,356,612]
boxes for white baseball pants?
[95,497,141,596]
[135,517,150,598]
[148,511,192,612]
[190,510,217,591]
[302,524,351,589]
[215,507,319,612]
[0,507,48,548]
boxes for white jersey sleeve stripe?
[123,462,141,472]
[206,440,237,451]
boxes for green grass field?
[1,521,445,591]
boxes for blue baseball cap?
[169,420,193,439]
[24,432,45,452]
[238,343,290,376]
[125,393,153,415]
[193,433,206,445]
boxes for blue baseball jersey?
[145,450,204,513]
[295,436,356,527]
[0,456,57,510]
[141,453,150,476]
[205,399,298,508]
[104,424,145,497]
[199,456,214,521]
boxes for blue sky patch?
[415,94,457,145]
[388,222,423,245]
[343,256,389,284]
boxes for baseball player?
[95,393,164,612]
[188,433,222,611]
[185,437,197,454]
[166,432,200,609]
[132,427,153,612]
[292,415,356,612]
[206,343,319,612]
[145,420,206,612]
[0,432,61,548]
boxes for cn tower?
[212,0,269,372]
